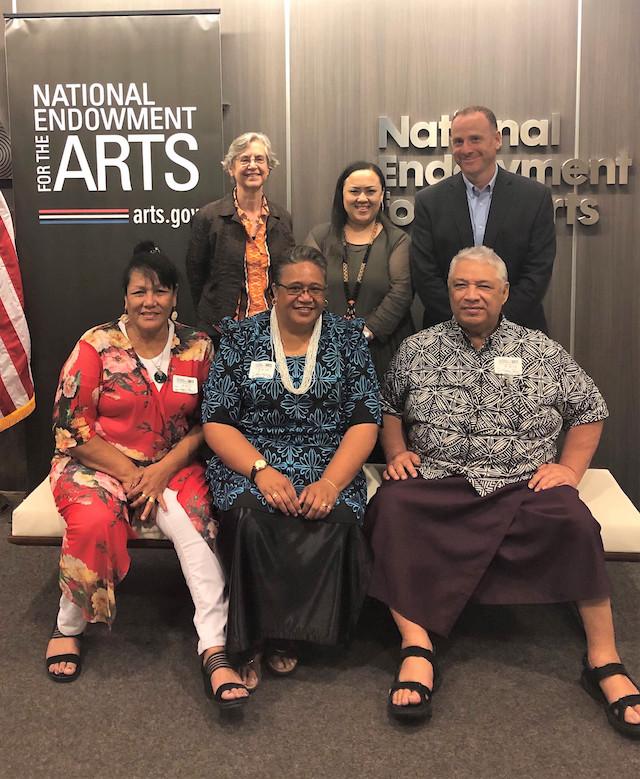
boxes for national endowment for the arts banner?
[4,10,224,485]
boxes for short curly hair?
[221,132,279,173]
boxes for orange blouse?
[233,189,271,319]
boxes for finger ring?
[321,503,330,509]
[272,491,280,499]
[146,496,155,504]
[141,492,147,499]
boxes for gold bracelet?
[320,477,339,493]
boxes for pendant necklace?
[233,187,268,241]
[342,220,379,319]
[146,326,173,384]
[120,318,173,386]
[149,355,168,384]
[270,307,322,395]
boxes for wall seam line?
[570,0,583,356]
[284,0,292,214]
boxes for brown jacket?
[186,193,294,338]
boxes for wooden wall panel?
[575,0,640,503]
[2,0,638,503]
[216,0,288,206]
[289,0,578,349]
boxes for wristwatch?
[250,458,268,482]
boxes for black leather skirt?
[217,502,372,655]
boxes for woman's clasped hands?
[254,467,339,520]
[299,478,339,520]
[124,461,172,522]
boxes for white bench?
[10,477,168,547]
[9,468,640,560]
[362,465,640,561]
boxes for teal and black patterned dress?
[201,310,381,652]
[202,310,380,523]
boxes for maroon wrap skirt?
[364,476,610,637]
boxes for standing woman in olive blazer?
[186,132,295,344]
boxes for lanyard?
[341,221,379,319]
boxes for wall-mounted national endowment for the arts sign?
[4,10,224,486]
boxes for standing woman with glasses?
[186,132,294,345]
[305,161,414,380]
[202,245,381,687]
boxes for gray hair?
[448,246,509,284]
[221,132,279,173]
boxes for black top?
[186,192,294,339]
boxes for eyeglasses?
[236,154,267,167]
[275,282,327,298]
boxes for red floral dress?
[50,319,215,625]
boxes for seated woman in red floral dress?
[44,241,248,709]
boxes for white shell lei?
[270,307,322,395]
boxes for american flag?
[0,191,35,431]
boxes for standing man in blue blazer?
[411,105,556,332]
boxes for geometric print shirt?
[381,317,609,495]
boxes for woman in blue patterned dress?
[202,245,380,685]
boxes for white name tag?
[172,375,198,394]
[249,360,276,380]
[493,356,523,376]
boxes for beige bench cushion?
[576,469,640,554]
[11,478,167,540]
[12,468,640,553]
[363,465,640,555]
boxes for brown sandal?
[265,642,298,677]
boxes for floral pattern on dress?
[202,311,381,522]
[50,319,215,625]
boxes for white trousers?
[58,489,228,655]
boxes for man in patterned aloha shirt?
[365,246,640,734]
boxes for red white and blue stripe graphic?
[39,208,130,225]
[0,192,35,431]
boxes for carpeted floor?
[2,507,639,779]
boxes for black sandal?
[201,651,249,710]
[265,642,298,677]
[46,627,83,683]
[581,654,640,739]
[388,645,439,722]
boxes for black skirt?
[217,502,372,655]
